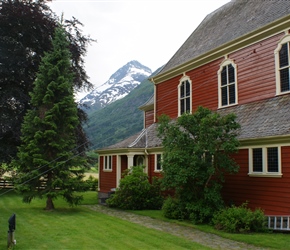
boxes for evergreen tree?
[14,26,88,210]
[0,0,93,164]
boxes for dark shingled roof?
[160,0,290,74]
[103,123,162,150]
[219,95,290,140]
[104,95,290,150]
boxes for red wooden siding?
[223,147,290,215]
[190,59,222,111]
[156,75,180,119]
[229,33,283,104]
[156,32,285,120]
[99,155,117,193]
[147,154,162,183]
[120,155,127,176]
[145,109,154,128]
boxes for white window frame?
[178,74,192,116]
[154,153,163,172]
[248,146,282,177]
[103,155,112,171]
[218,58,238,108]
[274,34,290,95]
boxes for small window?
[218,59,238,108]
[136,155,145,166]
[249,147,281,177]
[104,155,112,171]
[178,76,191,116]
[155,154,163,172]
[275,35,290,94]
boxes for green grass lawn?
[131,210,290,250]
[0,190,210,250]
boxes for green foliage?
[85,68,161,149]
[13,27,89,210]
[162,197,188,220]
[85,175,98,191]
[212,203,267,233]
[106,166,163,210]
[85,151,99,169]
[158,106,240,223]
[0,1,93,164]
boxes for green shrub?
[85,175,98,191]
[212,203,267,233]
[106,166,163,210]
[162,197,188,220]
[162,185,224,223]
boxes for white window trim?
[154,153,163,172]
[274,34,290,95]
[248,146,282,177]
[178,74,192,116]
[218,58,238,108]
[103,155,112,172]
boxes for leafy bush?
[212,203,267,233]
[106,166,163,210]
[162,197,188,220]
[85,175,98,191]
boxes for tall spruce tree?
[0,0,93,164]
[14,26,88,210]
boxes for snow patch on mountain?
[80,60,152,111]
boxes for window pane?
[185,97,190,112]
[253,148,263,172]
[221,67,227,85]
[156,154,162,170]
[109,156,112,169]
[228,64,235,83]
[267,147,278,172]
[180,99,185,114]
[279,43,289,68]
[185,80,190,97]
[229,84,236,104]
[180,82,185,98]
[280,68,290,92]
[105,156,107,168]
[221,87,228,106]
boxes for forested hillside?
[84,78,154,149]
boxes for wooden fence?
[0,178,14,189]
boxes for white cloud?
[49,0,230,99]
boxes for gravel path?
[85,205,269,250]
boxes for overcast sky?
[48,0,230,100]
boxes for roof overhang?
[151,15,290,84]
[96,147,163,155]
[239,134,290,148]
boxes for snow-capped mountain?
[80,60,152,112]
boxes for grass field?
[132,210,290,250]
[0,190,210,250]
[1,190,290,250]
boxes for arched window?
[218,59,238,108]
[178,75,192,116]
[136,155,145,166]
[275,34,290,94]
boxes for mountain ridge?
[83,65,164,150]
[80,60,152,113]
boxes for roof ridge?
[128,128,146,148]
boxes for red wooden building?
[97,0,290,230]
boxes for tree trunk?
[45,196,55,210]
